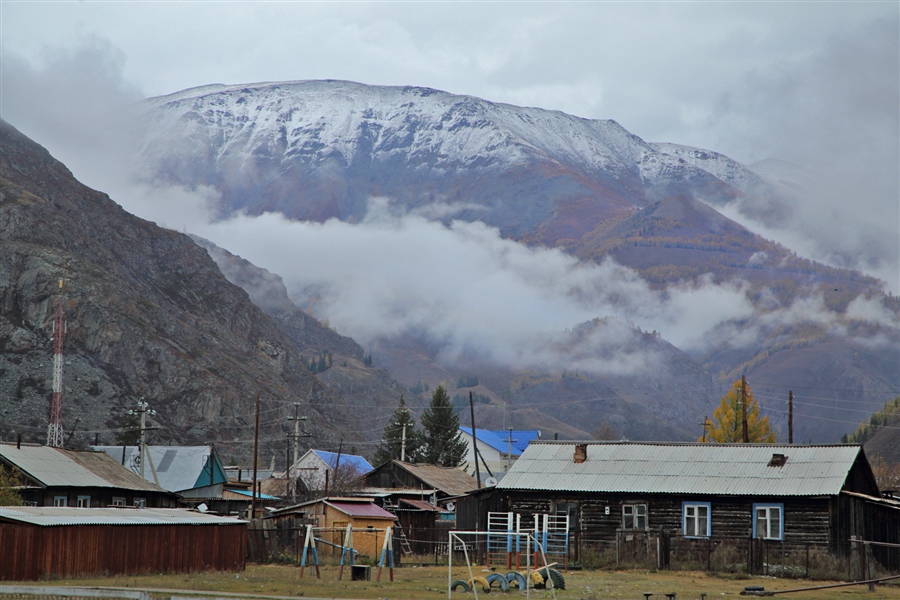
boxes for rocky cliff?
[0,119,369,464]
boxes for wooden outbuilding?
[269,497,396,559]
[364,461,477,503]
[0,506,247,580]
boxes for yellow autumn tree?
[701,379,776,443]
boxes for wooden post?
[251,393,260,519]
[741,375,749,443]
[377,527,394,582]
[788,390,794,444]
[469,392,481,488]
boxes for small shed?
[0,507,247,580]
[0,444,176,508]
[272,497,396,558]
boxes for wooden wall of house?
[23,487,176,508]
[365,463,425,491]
[456,488,505,532]
[0,522,247,580]
[504,492,833,551]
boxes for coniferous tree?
[420,385,468,467]
[701,379,775,443]
[374,396,422,465]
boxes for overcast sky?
[2,2,896,158]
[1,1,898,359]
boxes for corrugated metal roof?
[92,446,226,492]
[326,501,397,519]
[0,445,167,493]
[0,506,246,527]
[497,442,863,497]
[395,462,478,496]
[398,498,448,512]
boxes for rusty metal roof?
[393,462,478,496]
[0,506,246,527]
[0,444,167,493]
[326,500,397,519]
[496,442,864,497]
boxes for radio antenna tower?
[47,277,66,448]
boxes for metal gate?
[487,511,569,568]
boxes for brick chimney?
[574,443,587,464]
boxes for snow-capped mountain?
[136,80,767,241]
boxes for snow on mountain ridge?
[139,80,700,189]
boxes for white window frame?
[682,501,711,538]
[622,503,647,530]
[111,496,127,507]
[752,503,784,540]
[76,495,91,508]
[133,498,146,508]
[53,495,67,507]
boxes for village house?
[0,443,176,508]
[92,445,229,498]
[458,427,541,476]
[458,441,900,571]
[290,449,374,493]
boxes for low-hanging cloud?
[192,199,759,363]
[696,17,899,292]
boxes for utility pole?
[504,428,518,473]
[287,403,309,503]
[129,399,157,479]
[741,375,749,443]
[47,278,66,448]
[788,390,793,444]
[700,416,710,442]
[251,393,260,519]
[469,392,481,488]
[400,422,407,462]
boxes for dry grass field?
[9,564,900,600]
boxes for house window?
[53,495,67,507]
[76,495,91,508]
[682,502,711,537]
[133,498,146,508]
[622,503,647,530]
[753,503,783,540]
[112,497,126,507]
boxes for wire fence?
[246,520,900,581]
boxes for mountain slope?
[128,81,898,443]
[0,119,365,462]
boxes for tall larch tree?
[702,379,776,443]
[420,385,468,467]
[374,396,423,465]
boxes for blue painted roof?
[487,430,541,454]
[459,428,541,456]
[313,450,374,474]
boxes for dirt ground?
[8,564,900,600]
